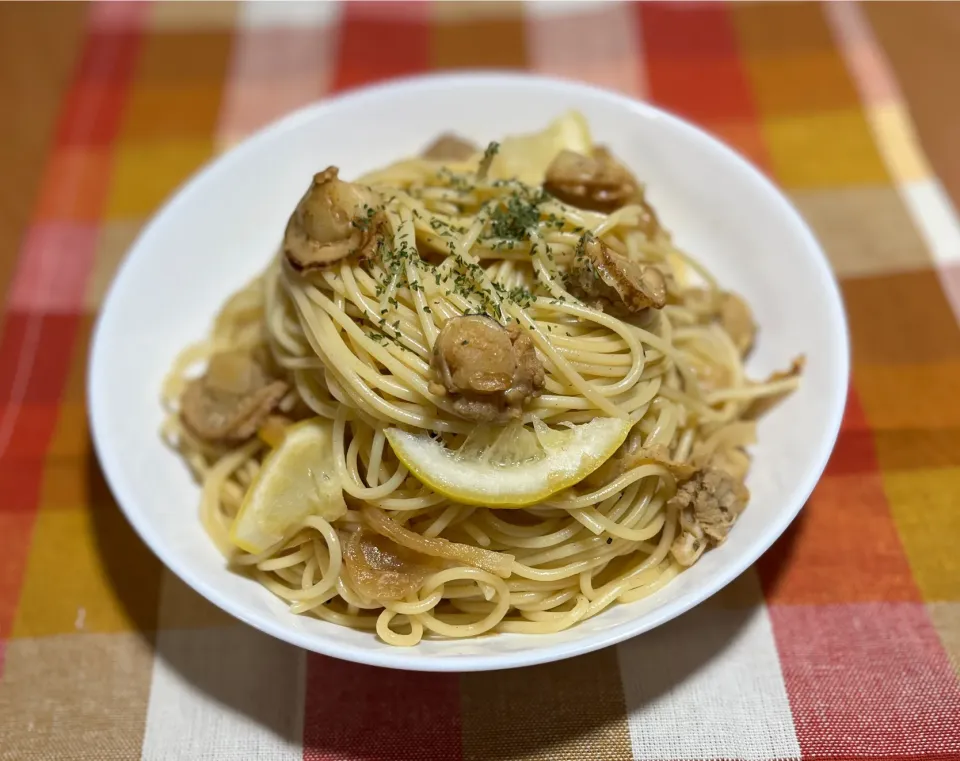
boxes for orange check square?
[47,402,90,461]
[39,460,89,512]
[855,360,960,431]
[134,31,232,86]
[733,2,837,57]
[745,51,863,117]
[874,428,960,473]
[844,270,960,363]
[430,17,527,69]
[120,83,224,141]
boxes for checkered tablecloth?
[1,1,959,759]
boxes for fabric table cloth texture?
[0,1,959,759]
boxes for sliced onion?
[342,529,440,601]
[362,506,514,578]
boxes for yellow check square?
[106,138,213,219]
[763,110,889,188]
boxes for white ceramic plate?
[88,72,849,672]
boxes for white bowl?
[88,72,849,672]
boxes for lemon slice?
[385,418,631,508]
[488,111,592,185]
[230,418,347,554]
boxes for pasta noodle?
[161,114,800,646]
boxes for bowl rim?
[88,70,850,672]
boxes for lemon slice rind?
[386,417,631,508]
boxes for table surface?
[1,2,959,760]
